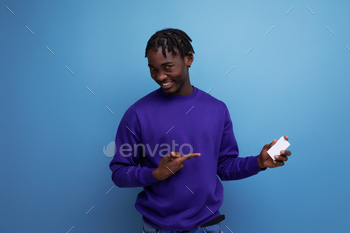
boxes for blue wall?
[1,0,350,232]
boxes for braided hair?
[145,28,195,58]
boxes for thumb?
[169,151,180,158]
[265,139,277,150]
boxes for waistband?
[200,214,225,227]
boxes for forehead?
[147,47,182,65]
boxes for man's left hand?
[257,135,292,169]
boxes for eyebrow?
[161,62,172,66]
[148,62,173,67]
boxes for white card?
[267,136,290,160]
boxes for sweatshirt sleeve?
[217,104,264,181]
[109,105,159,188]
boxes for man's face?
[147,48,193,96]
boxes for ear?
[185,53,194,68]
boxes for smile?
[162,81,173,87]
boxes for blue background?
[1,0,349,232]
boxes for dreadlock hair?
[145,28,195,58]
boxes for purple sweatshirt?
[109,86,264,231]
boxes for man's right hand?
[152,151,201,181]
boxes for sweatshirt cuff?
[142,167,159,186]
[248,155,266,174]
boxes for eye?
[165,65,172,69]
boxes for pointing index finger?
[184,153,201,157]
[178,153,201,162]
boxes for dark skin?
[147,47,291,180]
[147,48,194,96]
[152,151,201,181]
[257,136,292,169]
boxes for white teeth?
[162,81,172,86]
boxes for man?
[109,28,291,233]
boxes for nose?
[155,70,167,82]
